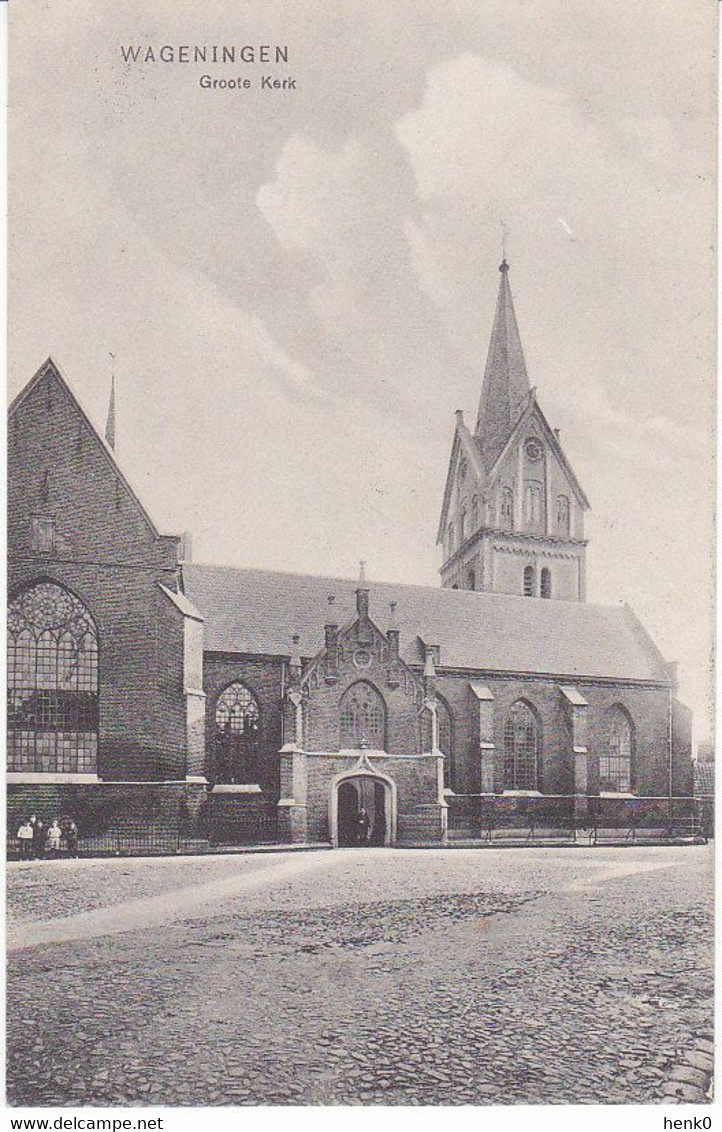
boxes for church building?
[7,260,693,846]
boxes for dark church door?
[336,776,388,847]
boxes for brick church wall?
[302,752,441,843]
[8,781,207,837]
[202,654,285,792]
[432,671,687,800]
[9,364,189,782]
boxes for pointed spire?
[105,359,117,451]
[475,259,530,467]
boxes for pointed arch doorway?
[329,770,397,848]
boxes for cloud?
[257,135,382,335]
[256,131,459,410]
[242,313,328,401]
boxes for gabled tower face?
[437,260,590,601]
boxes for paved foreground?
[7,845,713,1106]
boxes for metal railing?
[446,793,709,843]
[206,812,279,846]
[7,814,281,859]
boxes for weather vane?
[500,220,509,261]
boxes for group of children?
[16,814,79,859]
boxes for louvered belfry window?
[499,487,513,529]
[523,566,535,596]
[503,700,540,791]
[7,582,99,774]
[340,681,386,750]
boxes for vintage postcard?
[6,0,716,1116]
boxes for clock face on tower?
[524,437,543,462]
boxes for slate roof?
[475,260,531,468]
[181,563,670,684]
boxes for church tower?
[437,259,589,601]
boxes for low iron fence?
[447,794,710,843]
[206,812,279,846]
[8,814,281,860]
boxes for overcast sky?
[9,0,716,738]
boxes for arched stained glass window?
[447,522,455,557]
[557,494,570,536]
[600,706,633,793]
[503,700,540,791]
[215,682,261,784]
[340,681,386,750]
[540,567,552,599]
[7,582,99,774]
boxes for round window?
[524,437,543,462]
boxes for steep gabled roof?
[9,356,171,541]
[436,412,486,544]
[486,391,590,510]
[475,260,531,467]
[181,563,671,684]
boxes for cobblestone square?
[7,845,713,1106]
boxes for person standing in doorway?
[356,807,371,846]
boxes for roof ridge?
[10,356,178,544]
[184,560,624,611]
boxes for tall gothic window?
[600,706,633,793]
[471,495,479,529]
[557,494,570,536]
[459,509,466,543]
[447,522,455,557]
[214,682,261,784]
[503,700,540,791]
[499,487,514,529]
[7,582,99,774]
[523,566,535,597]
[340,681,386,749]
[540,567,552,599]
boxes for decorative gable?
[9,358,181,571]
[436,411,486,549]
[299,600,424,754]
